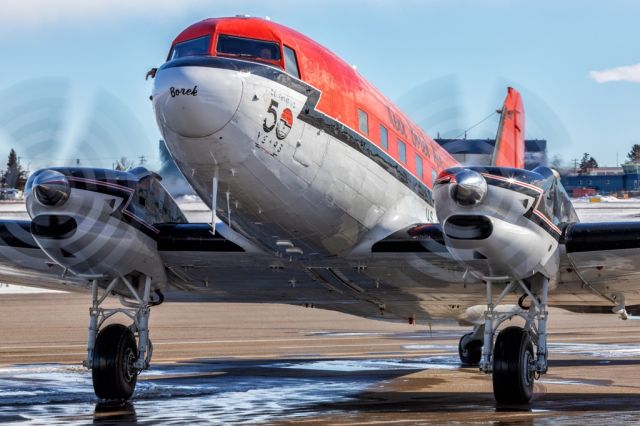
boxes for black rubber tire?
[458,332,482,366]
[492,326,535,404]
[92,324,138,400]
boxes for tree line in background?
[0,149,145,192]
[551,143,640,176]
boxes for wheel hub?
[123,347,137,383]
[523,348,535,386]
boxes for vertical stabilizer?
[491,87,525,169]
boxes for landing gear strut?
[83,275,159,400]
[479,275,549,404]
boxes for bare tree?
[113,157,135,171]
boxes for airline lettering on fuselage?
[386,105,407,137]
[425,207,435,223]
[387,105,432,161]
[410,128,431,159]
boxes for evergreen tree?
[578,153,590,174]
[627,144,640,162]
[1,149,26,190]
[578,152,598,175]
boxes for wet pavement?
[3,345,640,424]
[0,356,457,424]
[3,295,640,424]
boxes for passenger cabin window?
[398,140,406,163]
[380,125,388,149]
[283,45,300,78]
[169,35,211,60]
[358,109,368,135]
[217,34,281,62]
[415,155,423,178]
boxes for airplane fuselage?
[152,17,457,257]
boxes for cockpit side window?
[283,45,300,78]
[129,177,187,224]
[169,35,211,60]
[216,34,281,63]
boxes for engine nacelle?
[434,166,576,281]
[25,167,186,282]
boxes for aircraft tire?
[492,326,534,404]
[92,324,138,400]
[458,332,482,366]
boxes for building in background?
[435,139,547,170]
[432,138,640,197]
[561,163,640,197]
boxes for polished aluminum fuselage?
[152,59,434,257]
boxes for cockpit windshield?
[169,35,211,60]
[216,34,281,62]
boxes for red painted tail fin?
[491,87,525,169]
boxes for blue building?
[434,137,640,195]
[561,163,640,195]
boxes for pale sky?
[0,0,638,170]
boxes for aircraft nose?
[152,65,243,138]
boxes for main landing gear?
[83,275,161,400]
[458,325,483,366]
[458,275,550,404]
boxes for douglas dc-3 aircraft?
[3,16,640,404]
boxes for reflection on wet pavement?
[3,341,640,424]
[0,356,456,424]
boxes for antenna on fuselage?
[211,175,218,236]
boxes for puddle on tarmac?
[0,355,459,424]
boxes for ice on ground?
[550,342,640,358]
[271,355,459,371]
[0,284,63,294]
[308,331,389,337]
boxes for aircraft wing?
[0,220,87,291]
[558,221,640,313]
[367,220,640,316]
[8,165,640,322]
[6,167,450,323]
[8,204,640,323]
[0,216,432,321]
